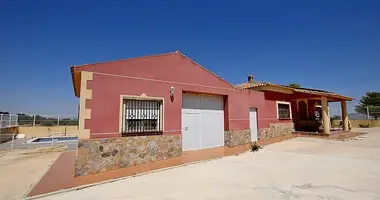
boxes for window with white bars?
[123,98,163,134]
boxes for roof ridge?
[177,52,236,89]
[71,51,178,68]
[234,81,269,86]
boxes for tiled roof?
[235,82,287,89]
[292,87,353,100]
[235,82,267,89]
[235,81,353,100]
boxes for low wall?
[350,120,380,128]
[331,120,340,128]
[224,129,251,147]
[332,119,380,128]
[75,134,182,177]
[258,123,294,140]
[0,127,18,143]
[17,126,79,137]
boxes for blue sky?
[1,0,379,116]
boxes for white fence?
[329,103,380,120]
[365,106,380,119]
[0,114,18,128]
[0,114,78,128]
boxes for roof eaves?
[293,88,353,101]
[70,66,78,97]
[70,51,179,97]
[71,51,178,68]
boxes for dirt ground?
[0,146,65,200]
[40,128,380,200]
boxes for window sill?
[122,132,163,137]
[278,118,292,120]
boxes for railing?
[0,114,18,128]
[329,103,380,120]
[0,114,78,128]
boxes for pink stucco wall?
[74,53,290,138]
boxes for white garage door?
[182,93,225,151]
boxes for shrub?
[251,142,262,152]
[40,121,55,126]
[359,124,370,128]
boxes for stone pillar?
[321,97,330,134]
[341,100,349,131]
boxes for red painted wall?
[261,91,293,124]
[74,53,291,138]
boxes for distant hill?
[348,113,372,120]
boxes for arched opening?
[298,101,308,120]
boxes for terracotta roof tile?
[235,81,353,100]
[235,81,274,89]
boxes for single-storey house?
[71,51,352,176]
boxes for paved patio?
[28,134,299,197]
[28,142,253,197]
[32,128,380,200]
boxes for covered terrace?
[236,80,353,134]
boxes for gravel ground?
[41,128,380,200]
[0,147,65,200]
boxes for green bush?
[251,142,262,152]
[359,124,370,128]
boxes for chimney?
[247,75,254,83]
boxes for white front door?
[182,93,224,151]
[182,112,201,151]
[249,108,258,142]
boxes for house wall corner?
[78,71,93,139]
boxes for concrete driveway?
[40,128,380,200]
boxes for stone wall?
[224,129,251,147]
[75,134,182,177]
[0,127,18,143]
[258,123,294,140]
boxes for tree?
[355,92,380,119]
[289,83,301,88]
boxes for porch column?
[341,100,349,131]
[321,97,330,134]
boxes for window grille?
[123,99,163,134]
